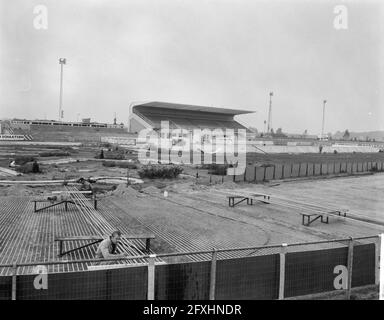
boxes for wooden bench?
[227,193,271,207]
[55,234,156,257]
[227,196,253,207]
[251,193,271,204]
[301,209,348,226]
[33,193,98,212]
[301,213,329,226]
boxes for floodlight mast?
[58,58,66,121]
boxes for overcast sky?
[0,0,383,134]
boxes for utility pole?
[267,92,273,134]
[58,58,66,121]
[321,100,327,139]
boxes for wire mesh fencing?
[0,235,380,300]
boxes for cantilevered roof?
[134,101,254,115]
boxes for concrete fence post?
[375,235,381,286]
[273,165,276,180]
[278,243,288,299]
[11,263,17,300]
[380,234,384,300]
[209,249,218,300]
[346,239,354,300]
[147,254,156,300]
[298,163,301,177]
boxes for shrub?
[39,151,70,157]
[102,161,138,169]
[95,149,104,159]
[208,164,229,175]
[14,155,35,165]
[15,161,40,174]
[138,164,183,179]
[102,150,125,160]
[102,160,116,167]
[370,165,378,172]
[201,164,232,175]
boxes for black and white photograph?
[0,0,383,307]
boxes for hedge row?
[138,164,183,179]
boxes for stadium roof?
[134,101,254,115]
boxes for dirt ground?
[1,144,384,299]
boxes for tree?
[303,129,308,136]
[343,129,350,140]
[276,128,283,134]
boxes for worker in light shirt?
[95,230,128,265]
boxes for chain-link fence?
[0,235,379,300]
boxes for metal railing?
[0,235,380,300]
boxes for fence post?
[281,164,285,179]
[298,163,301,177]
[147,254,156,300]
[209,249,218,300]
[278,243,288,300]
[11,263,17,300]
[380,234,384,300]
[346,238,354,300]
[375,235,381,286]
[305,163,308,177]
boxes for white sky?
[0,0,383,134]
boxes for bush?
[138,164,183,179]
[102,161,138,169]
[39,151,70,157]
[14,155,35,165]
[201,164,230,176]
[15,161,40,174]
[102,160,116,167]
[370,165,378,172]
[97,150,125,160]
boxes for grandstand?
[5,119,129,143]
[128,101,253,133]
